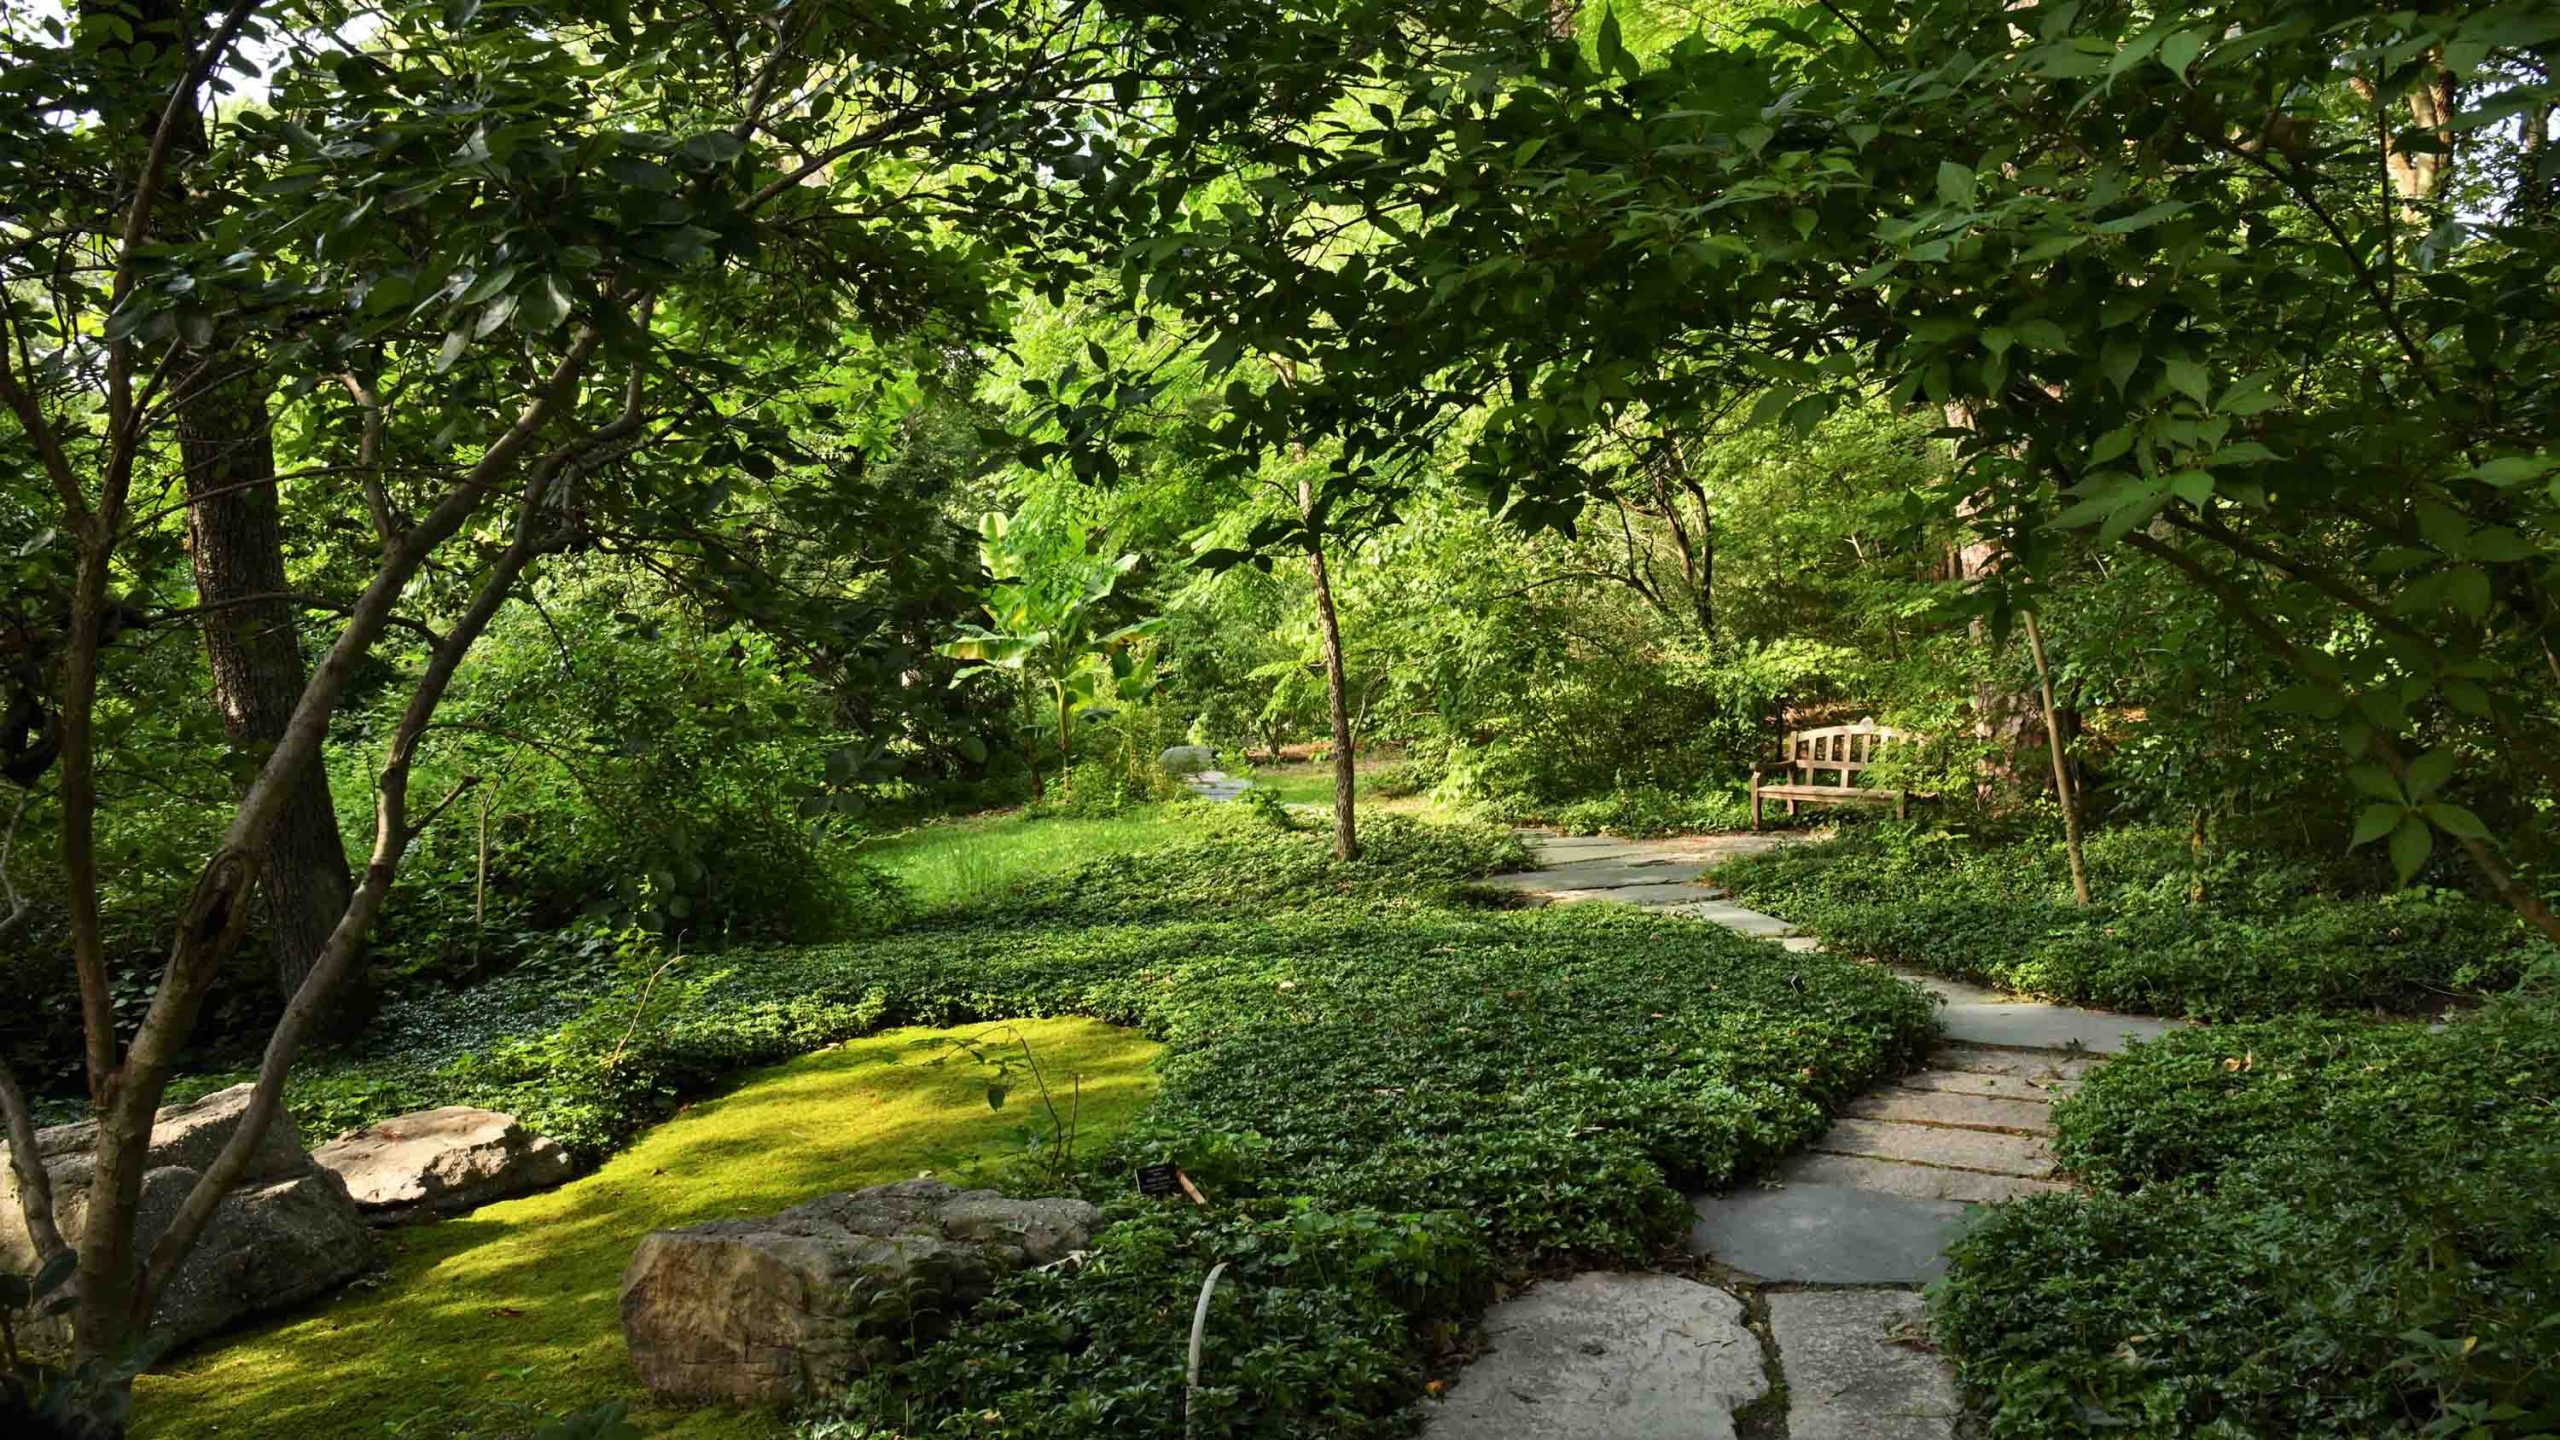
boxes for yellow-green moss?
[136,1017,1160,1439]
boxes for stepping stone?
[1842,1086,2054,1135]
[1778,935,1826,953]
[1543,881,1728,907]
[1766,1289,1960,1440]
[1421,1271,1766,1440]
[1478,860,1708,892]
[1928,1044,2102,1086]
[1812,1119,2054,1178]
[1893,972,2185,1054]
[1661,901,1798,937]
[1689,1184,1972,1284]
[1896,1067,2078,1102]
[1777,1151,2068,1204]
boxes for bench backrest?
[1781,719,1907,788]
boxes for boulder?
[1,1084,372,1353]
[621,1177,1100,1405]
[1158,744,1217,777]
[313,1106,574,1225]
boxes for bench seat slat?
[1755,783,1905,801]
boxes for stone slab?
[1670,901,1799,937]
[1688,1184,1972,1284]
[1779,935,1827,953]
[1540,881,1729,907]
[1892,972,2185,1054]
[1896,1067,2079,1102]
[1929,1044,2103,1085]
[1478,859,1709,892]
[1767,1289,1960,1440]
[1777,1151,2068,1204]
[1422,1271,1766,1440]
[1843,1087,2054,1135]
[1813,1119,2054,1178]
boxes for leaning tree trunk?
[179,372,365,1029]
[1300,483,1358,861]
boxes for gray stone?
[1779,935,1828,953]
[621,1177,1100,1406]
[1,1083,371,1353]
[1665,901,1800,937]
[1777,1151,2067,1205]
[1423,1271,1766,1440]
[313,1106,575,1224]
[1767,1289,1960,1440]
[1812,1118,2055,1178]
[1842,1087,2054,1135]
[1158,745,1217,776]
[1929,1043,2102,1085]
[1894,972,2185,1054]
[1477,859,1709,892]
[1897,1066,2079,1102]
[1690,1184,1973,1284]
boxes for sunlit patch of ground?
[137,1017,1161,1439]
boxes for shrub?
[1719,823,2545,1017]
[1934,996,2560,1439]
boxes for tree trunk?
[179,374,364,1027]
[2021,610,2090,906]
[1300,484,1358,861]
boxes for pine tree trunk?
[179,376,363,1023]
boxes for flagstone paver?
[1420,1272,1766,1440]
[1688,1184,1972,1284]
[1766,1289,1963,1440]
[1436,829,2196,1440]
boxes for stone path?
[1426,830,2185,1440]
[1182,770,1252,802]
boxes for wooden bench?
[1751,719,1919,829]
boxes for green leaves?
[2346,750,2482,884]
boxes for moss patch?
[136,1017,1160,1439]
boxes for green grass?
[859,806,1210,913]
[136,1018,1160,1440]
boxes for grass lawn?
[136,1017,1160,1440]
[860,807,1208,913]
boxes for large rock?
[314,1106,574,1225]
[621,1178,1100,1405]
[0,1084,372,1352]
[1157,744,1217,776]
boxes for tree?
[1120,0,2560,937]
[939,509,1151,797]
[0,0,1248,1415]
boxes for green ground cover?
[1934,991,2560,1438]
[138,1018,1161,1440]
[1717,822,2546,1018]
[135,804,1934,1438]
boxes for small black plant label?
[1136,1162,1182,1196]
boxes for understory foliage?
[201,808,1928,1437]
[1935,991,2560,1438]
[1720,822,2549,1018]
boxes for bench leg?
[1786,797,1798,819]
[1750,783,1762,831]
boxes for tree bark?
[1300,482,1358,861]
[2021,610,2090,905]
[178,373,363,1025]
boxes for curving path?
[1427,830,2183,1440]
